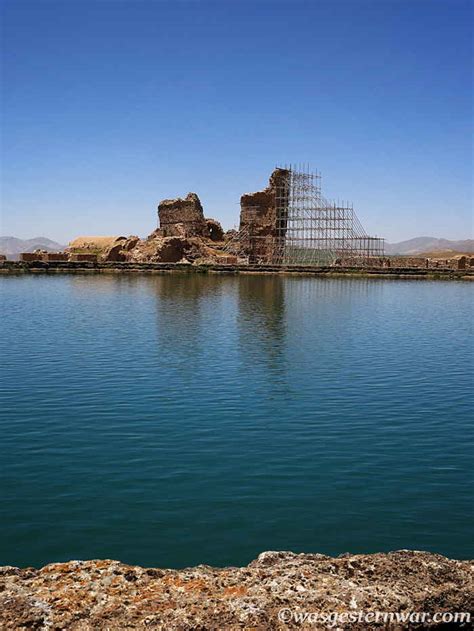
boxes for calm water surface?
[0,274,472,568]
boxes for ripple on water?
[0,274,473,567]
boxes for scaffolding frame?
[229,165,384,266]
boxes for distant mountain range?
[0,236,66,260]
[384,237,473,255]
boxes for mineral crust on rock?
[0,550,472,630]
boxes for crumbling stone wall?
[387,256,473,269]
[68,253,98,262]
[158,193,208,238]
[385,256,430,268]
[336,256,391,268]
[335,256,474,270]
[239,168,290,263]
[206,218,224,242]
[43,253,69,262]
[68,236,125,252]
[20,252,43,262]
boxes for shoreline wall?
[0,260,473,281]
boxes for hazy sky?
[1,0,472,244]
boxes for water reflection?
[236,275,287,370]
[1,273,472,567]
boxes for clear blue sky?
[1,0,472,244]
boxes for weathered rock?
[102,236,141,262]
[42,252,69,262]
[102,239,127,262]
[158,193,208,238]
[146,228,164,240]
[0,551,472,630]
[154,237,189,262]
[224,228,238,241]
[68,236,126,252]
[181,237,224,262]
[68,253,98,262]
[126,236,190,263]
[126,231,228,264]
[121,236,140,252]
[20,252,42,262]
[68,236,129,262]
[205,218,225,242]
[166,222,188,238]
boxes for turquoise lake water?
[0,274,472,568]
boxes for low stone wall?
[20,252,70,262]
[0,551,472,630]
[19,252,42,262]
[387,256,430,268]
[386,256,473,270]
[1,260,473,280]
[43,252,69,262]
[68,253,98,262]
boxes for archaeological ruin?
[61,165,385,267]
[4,165,470,273]
[157,193,209,238]
[231,165,384,265]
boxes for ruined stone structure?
[68,253,98,262]
[236,166,384,266]
[20,252,43,262]
[68,236,126,252]
[384,255,474,270]
[239,168,290,264]
[102,236,140,262]
[158,193,209,238]
[205,218,225,242]
[42,252,69,262]
[66,170,386,268]
[67,192,229,265]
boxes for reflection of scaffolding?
[231,165,384,266]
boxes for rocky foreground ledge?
[1,551,472,630]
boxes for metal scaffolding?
[229,165,384,266]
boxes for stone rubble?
[66,192,230,265]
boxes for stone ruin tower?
[157,193,224,242]
[239,168,290,264]
[238,165,384,266]
[158,193,208,238]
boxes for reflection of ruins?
[236,275,287,372]
[233,166,384,266]
[150,274,240,368]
